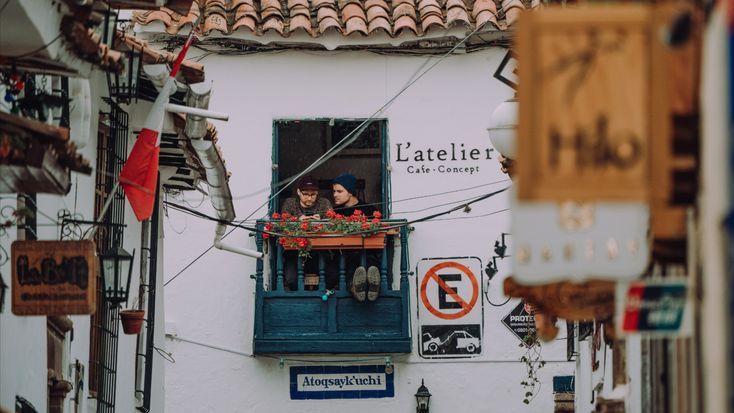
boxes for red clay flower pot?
[119,309,145,335]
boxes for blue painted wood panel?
[253,219,412,354]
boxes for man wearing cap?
[282,175,332,220]
[281,176,332,291]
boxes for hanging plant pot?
[119,309,145,335]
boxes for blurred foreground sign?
[616,279,691,337]
[12,240,96,315]
[512,4,665,283]
[516,5,667,202]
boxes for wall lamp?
[415,379,431,413]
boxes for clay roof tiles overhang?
[133,0,534,49]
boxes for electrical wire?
[162,186,509,240]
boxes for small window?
[272,119,389,216]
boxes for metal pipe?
[213,223,263,259]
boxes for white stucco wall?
[161,47,575,412]
[0,69,165,413]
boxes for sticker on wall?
[615,278,691,338]
[417,257,483,359]
[290,365,394,400]
[501,302,537,347]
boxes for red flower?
[326,210,336,218]
[272,212,281,219]
[281,212,291,219]
[372,218,380,224]
[290,216,298,222]
[301,221,310,230]
[360,215,367,223]
[315,223,324,230]
[353,210,363,216]
[335,214,345,221]
[279,238,287,246]
[361,223,370,230]
[263,233,270,239]
[297,238,309,248]
[373,211,382,219]
[265,222,274,231]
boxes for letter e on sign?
[417,258,482,322]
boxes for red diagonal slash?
[420,261,478,320]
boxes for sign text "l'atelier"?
[396,142,494,175]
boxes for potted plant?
[119,296,145,335]
[264,210,386,258]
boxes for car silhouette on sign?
[422,330,480,354]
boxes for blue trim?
[290,365,395,399]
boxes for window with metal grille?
[88,99,128,412]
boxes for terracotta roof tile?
[368,16,392,34]
[501,0,525,26]
[366,5,389,21]
[365,0,390,12]
[393,14,417,35]
[203,12,228,34]
[289,14,315,34]
[472,0,498,28]
[233,15,258,32]
[133,0,534,39]
[421,14,446,33]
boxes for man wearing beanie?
[282,175,332,219]
[331,173,381,302]
[332,173,377,217]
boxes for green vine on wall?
[520,330,545,405]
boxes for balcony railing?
[253,219,412,354]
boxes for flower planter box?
[283,232,386,250]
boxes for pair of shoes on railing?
[349,266,380,302]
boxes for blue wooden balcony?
[253,220,412,354]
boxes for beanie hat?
[297,175,319,191]
[333,173,357,196]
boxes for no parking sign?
[417,257,483,359]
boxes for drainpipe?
[134,219,150,405]
[183,81,262,260]
[214,223,263,259]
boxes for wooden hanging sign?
[516,5,668,201]
[12,240,96,315]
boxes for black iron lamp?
[0,272,8,313]
[414,379,431,413]
[100,247,135,304]
[103,9,141,104]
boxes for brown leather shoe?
[350,266,367,302]
[366,266,380,301]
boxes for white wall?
[0,68,155,413]
[161,47,575,412]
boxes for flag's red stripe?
[119,128,160,221]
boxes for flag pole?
[86,181,121,240]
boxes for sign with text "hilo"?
[417,257,483,359]
[12,240,96,315]
[616,279,691,337]
[290,365,393,400]
[516,5,667,202]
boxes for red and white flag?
[119,35,195,221]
